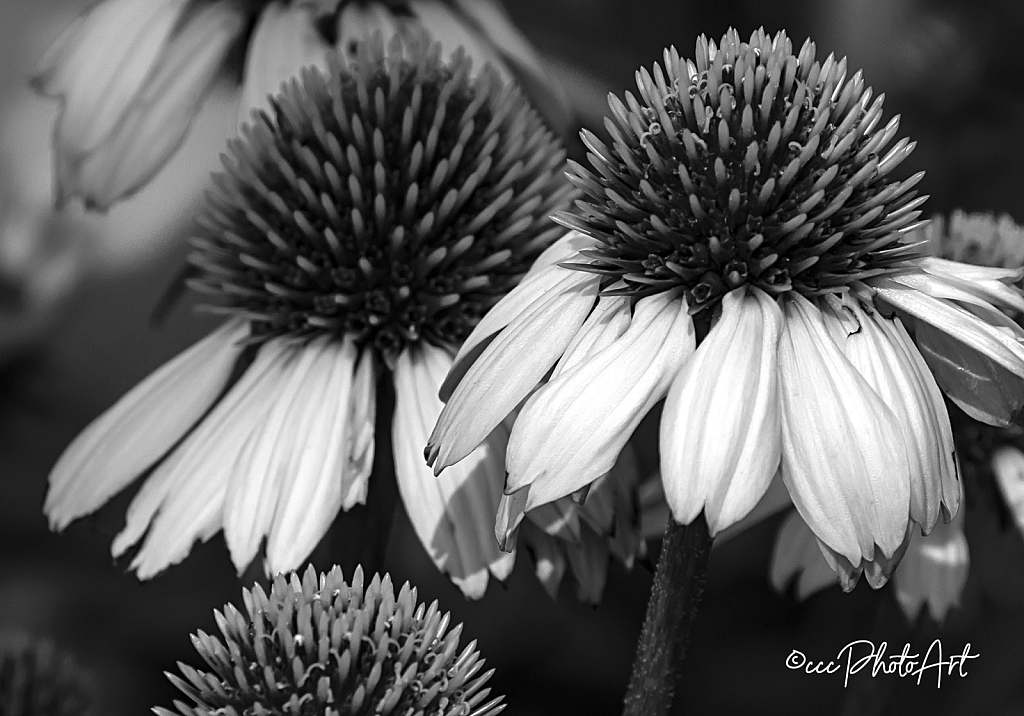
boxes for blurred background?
[2,0,1023,714]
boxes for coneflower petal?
[991,446,1024,538]
[427,269,600,471]
[882,268,1024,335]
[660,286,783,534]
[264,338,359,574]
[45,319,248,530]
[770,511,840,600]
[894,509,968,621]
[61,1,243,209]
[409,1,506,76]
[394,343,514,598]
[916,256,1024,315]
[341,349,377,510]
[551,294,631,376]
[837,300,958,531]
[238,1,330,129]
[778,293,910,566]
[565,525,611,604]
[440,231,596,400]
[504,290,694,510]
[111,338,292,566]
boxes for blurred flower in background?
[0,633,92,716]
[34,0,570,211]
[428,28,1024,593]
[157,565,505,716]
[39,35,626,601]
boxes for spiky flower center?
[157,567,505,716]
[560,28,927,308]
[190,37,570,359]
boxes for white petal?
[427,269,600,470]
[449,0,571,133]
[440,231,595,399]
[894,513,969,621]
[506,290,694,509]
[778,293,910,565]
[117,338,294,577]
[264,338,359,574]
[660,287,782,533]
[61,1,244,209]
[565,524,610,604]
[40,0,191,153]
[519,521,567,600]
[238,1,331,129]
[551,294,631,377]
[714,470,792,544]
[45,319,248,530]
[837,300,959,530]
[394,343,514,598]
[222,337,333,572]
[991,446,1024,539]
[770,511,840,599]
[409,0,506,76]
[341,349,377,510]
[915,257,1024,315]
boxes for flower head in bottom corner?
[0,634,93,716]
[34,0,569,211]
[156,565,505,716]
[44,36,574,599]
[427,29,1024,592]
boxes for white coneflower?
[428,29,1024,589]
[34,0,569,211]
[45,35,573,598]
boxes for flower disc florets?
[157,566,505,716]
[559,28,926,310]
[190,34,571,360]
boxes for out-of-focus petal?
[894,512,969,621]
[394,343,514,598]
[45,319,248,530]
[342,349,377,510]
[335,2,403,62]
[991,446,1024,539]
[660,286,782,533]
[427,269,600,471]
[60,1,245,210]
[409,1,506,76]
[505,290,694,509]
[837,299,959,530]
[565,523,611,604]
[778,293,910,567]
[238,1,331,128]
[770,511,840,600]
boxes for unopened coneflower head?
[428,28,1024,591]
[34,0,569,211]
[156,565,504,716]
[0,635,92,716]
[45,35,573,599]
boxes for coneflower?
[45,34,576,598]
[156,565,504,716]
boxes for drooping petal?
[660,286,783,533]
[715,470,792,544]
[38,0,191,153]
[238,1,331,128]
[60,1,245,209]
[778,293,910,566]
[440,231,596,400]
[770,511,840,600]
[427,269,600,471]
[264,338,360,574]
[519,521,567,600]
[341,349,377,510]
[836,299,959,530]
[914,257,1024,316]
[991,446,1024,539]
[551,294,631,376]
[505,289,694,510]
[394,343,514,598]
[894,511,969,621]
[565,524,611,604]
[45,319,248,530]
[115,338,294,577]
[449,0,571,133]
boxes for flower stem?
[622,515,714,716]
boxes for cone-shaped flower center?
[190,36,570,359]
[560,28,926,310]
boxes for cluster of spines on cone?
[0,635,91,716]
[188,33,572,359]
[156,565,505,716]
[557,27,928,310]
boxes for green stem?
[622,515,714,716]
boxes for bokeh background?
[2,1,1024,714]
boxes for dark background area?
[2,1,1023,714]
